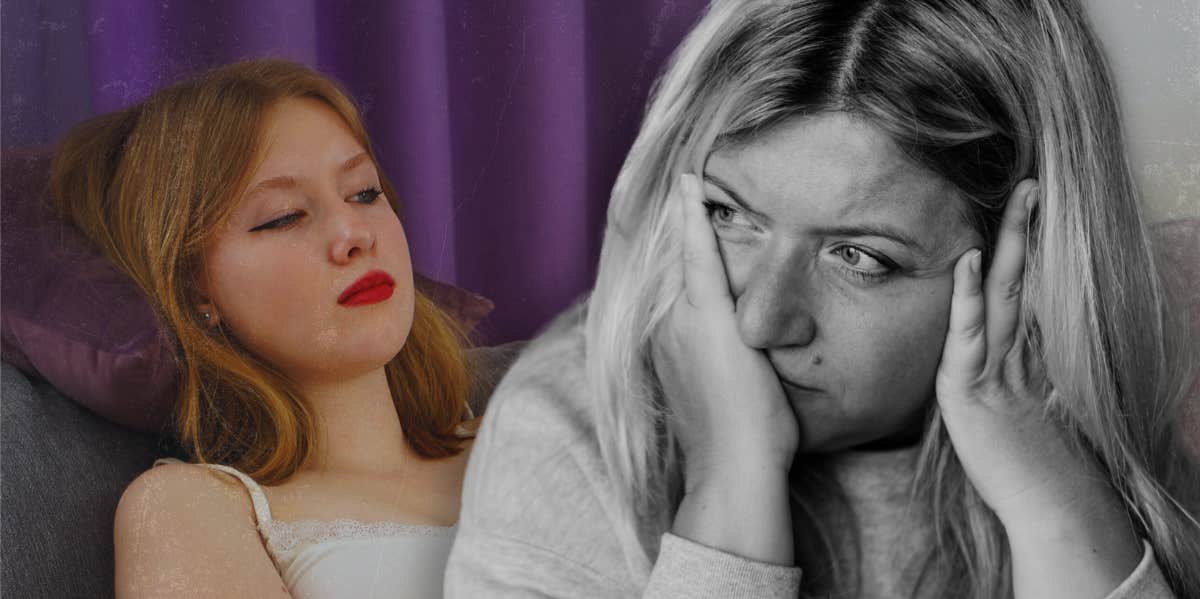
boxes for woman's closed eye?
[249,187,384,232]
[250,211,305,232]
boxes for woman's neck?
[297,367,412,475]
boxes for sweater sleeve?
[644,533,803,598]
[444,326,801,598]
[1103,541,1175,599]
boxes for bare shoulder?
[118,460,249,513]
[115,462,254,535]
[114,463,290,598]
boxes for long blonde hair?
[584,1,1200,596]
[50,60,472,485]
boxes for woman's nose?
[735,257,817,350]
[328,207,376,264]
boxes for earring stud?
[202,312,211,321]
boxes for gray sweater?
[444,308,1174,598]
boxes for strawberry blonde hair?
[49,60,471,484]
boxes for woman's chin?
[792,410,926,455]
[278,336,409,385]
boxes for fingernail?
[969,250,981,274]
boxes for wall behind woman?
[1087,0,1200,222]
[1,0,1195,344]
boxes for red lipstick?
[338,270,395,306]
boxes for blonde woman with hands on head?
[445,1,1199,597]
[657,171,1141,597]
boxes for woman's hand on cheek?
[936,179,1140,596]
[652,173,797,565]
[653,173,798,477]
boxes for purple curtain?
[1,0,707,343]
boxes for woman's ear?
[192,274,221,328]
[195,299,221,328]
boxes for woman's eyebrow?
[244,153,372,203]
[704,173,927,253]
[244,175,297,201]
[703,173,768,220]
[339,152,371,174]
[810,224,927,253]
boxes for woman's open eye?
[703,200,754,229]
[250,211,305,232]
[352,187,383,204]
[831,245,895,282]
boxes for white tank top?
[154,458,457,598]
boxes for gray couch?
[2,361,164,598]
[0,342,524,599]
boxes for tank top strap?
[454,423,477,439]
[455,399,478,439]
[153,458,274,526]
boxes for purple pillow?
[1,147,493,433]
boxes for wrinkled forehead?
[705,113,979,256]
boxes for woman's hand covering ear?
[936,179,1142,598]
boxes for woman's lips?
[338,270,395,306]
